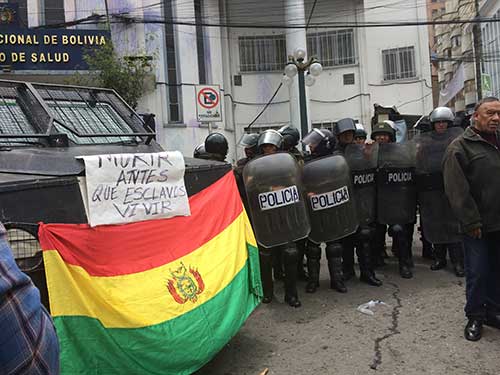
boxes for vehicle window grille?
[7,228,43,272]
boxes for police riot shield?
[414,127,463,244]
[344,143,378,226]
[377,142,417,225]
[302,154,358,244]
[243,152,310,248]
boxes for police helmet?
[193,143,209,159]
[371,121,396,142]
[205,132,228,157]
[430,107,455,125]
[354,123,367,138]
[278,125,300,150]
[258,129,283,149]
[238,133,259,149]
[302,128,335,156]
[335,118,357,136]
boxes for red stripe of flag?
[39,172,242,276]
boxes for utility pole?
[473,0,483,101]
[104,0,111,30]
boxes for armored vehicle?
[0,79,230,308]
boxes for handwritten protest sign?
[78,151,190,227]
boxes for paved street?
[198,240,500,375]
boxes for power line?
[106,15,500,30]
[306,0,319,30]
[398,92,432,108]
[310,93,371,104]
[245,83,283,131]
[33,12,500,30]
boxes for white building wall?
[362,0,433,116]
[226,0,432,154]
[25,0,432,161]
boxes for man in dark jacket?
[443,96,500,342]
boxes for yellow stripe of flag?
[44,212,252,328]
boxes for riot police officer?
[302,128,350,293]
[372,121,416,279]
[416,107,465,277]
[279,125,303,160]
[234,133,259,212]
[278,125,308,281]
[205,132,228,162]
[354,124,367,145]
[371,122,394,267]
[338,118,382,287]
[235,133,259,168]
[334,118,356,153]
[333,118,357,281]
[244,129,304,307]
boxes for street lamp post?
[283,48,323,147]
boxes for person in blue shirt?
[0,223,60,374]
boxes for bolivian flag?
[39,171,262,375]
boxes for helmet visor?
[301,129,325,148]
[238,133,258,148]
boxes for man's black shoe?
[464,319,482,341]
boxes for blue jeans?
[463,231,500,320]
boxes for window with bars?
[307,29,357,67]
[382,46,417,81]
[43,0,65,26]
[238,35,287,72]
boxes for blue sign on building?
[0,28,111,70]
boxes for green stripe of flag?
[55,244,261,375]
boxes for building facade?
[2,0,433,161]
[434,0,499,118]
[480,0,500,98]
[427,0,447,107]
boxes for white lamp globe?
[294,48,307,61]
[309,62,323,77]
[305,74,316,87]
[284,63,298,78]
[282,75,293,85]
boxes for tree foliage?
[69,42,153,109]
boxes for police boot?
[430,244,447,271]
[305,242,321,293]
[259,247,274,303]
[283,245,301,307]
[393,225,413,279]
[357,228,382,287]
[272,247,285,281]
[373,224,387,268]
[326,242,347,293]
[342,237,356,281]
[449,243,465,277]
[420,229,434,260]
[296,239,309,281]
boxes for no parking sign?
[195,85,222,122]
